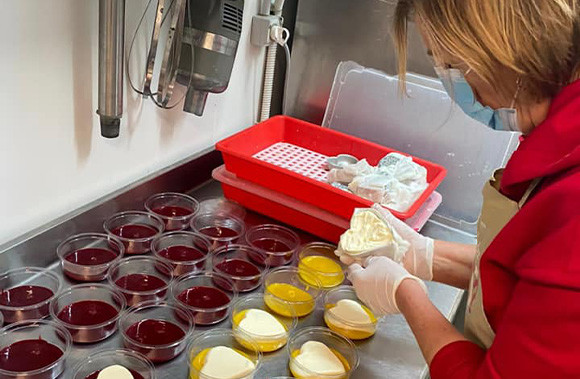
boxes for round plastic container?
[287,327,359,379]
[298,242,345,289]
[119,301,194,363]
[0,320,72,379]
[57,233,125,282]
[231,294,296,353]
[246,224,300,267]
[104,211,165,254]
[263,267,322,318]
[145,192,200,232]
[152,231,212,277]
[0,267,62,323]
[72,349,156,379]
[323,286,378,340]
[108,256,174,306]
[198,197,246,220]
[188,329,261,379]
[190,213,246,250]
[50,284,126,344]
[211,245,267,292]
[171,272,237,326]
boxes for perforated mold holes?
[253,143,329,182]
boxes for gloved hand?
[340,204,434,281]
[371,204,434,281]
[347,256,427,315]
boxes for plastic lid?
[322,61,520,234]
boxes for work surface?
[51,180,471,379]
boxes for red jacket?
[430,80,580,378]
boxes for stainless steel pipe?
[97,0,125,138]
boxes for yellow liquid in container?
[298,256,344,288]
[290,348,351,379]
[324,303,377,340]
[264,283,315,317]
[190,347,253,379]
[232,309,288,352]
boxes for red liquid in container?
[214,259,261,292]
[64,248,117,265]
[111,224,158,239]
[0,339,63,372]
[178,286,230,325]
[85,369,144,379]
[152,206,193,217]
[124,319,186,362]
[199,226,239,239]
[0,285,54,323]
[158,246,205,262]
[57,300,119,343]
[115,274,168,306]
[251,238,294,267]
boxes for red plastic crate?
[217,116,447,220]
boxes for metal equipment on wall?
[97,0,125,138]
[284,0,434,123]
[177,0,244,116]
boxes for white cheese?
[328,299,375,334]
[238,309,286,337]
[200,346,255,379]
[97,365,133,379]
[290,341,346,377]
[336,209,410,263]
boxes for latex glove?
[339,204,434,281]
[347,256,427,315]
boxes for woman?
[346,1,580,377]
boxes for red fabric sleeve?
[430,219,580,379]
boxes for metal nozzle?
[97,0,125,138]
[184,88,209,116]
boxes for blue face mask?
[435,67,520,132]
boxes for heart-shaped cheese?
[200,346,255,379]
[291,341,346,377]
[97,365,133,379]
[238,309,286,337]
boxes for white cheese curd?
[328,299,375,334]
[336,209,410,263]
[238,309,286,337]
[200,346,255,379]
[97,365,133,379]
[290,341,346,377]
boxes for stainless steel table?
[60,180,472,379]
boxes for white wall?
[0,0,265,245]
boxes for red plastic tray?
[217,116,447,220]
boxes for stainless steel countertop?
[58,180,473,379]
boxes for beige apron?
[464,169,542,348]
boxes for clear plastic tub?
[103,211,165,254]
[231,294,296,353]
[287,327,359,379]
[171,272,236,326]
[188,329,261,379]
[298,242,345,289]
[50,283,126,344]
[72,349,156,379]
[107,256,174,306]
[190,213,246,251]
[198,197,246,220]
[152,231,212,277]
[0,319,72,379]
[145,192,200,232]
[119,301,194,363]
[211,245,267,292]
[263,267,322,318]
[323,286,378,340]
[0,267,62,323]
[245,224,300,267]
[57,233,125,282]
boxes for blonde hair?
[394,0,580,101]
